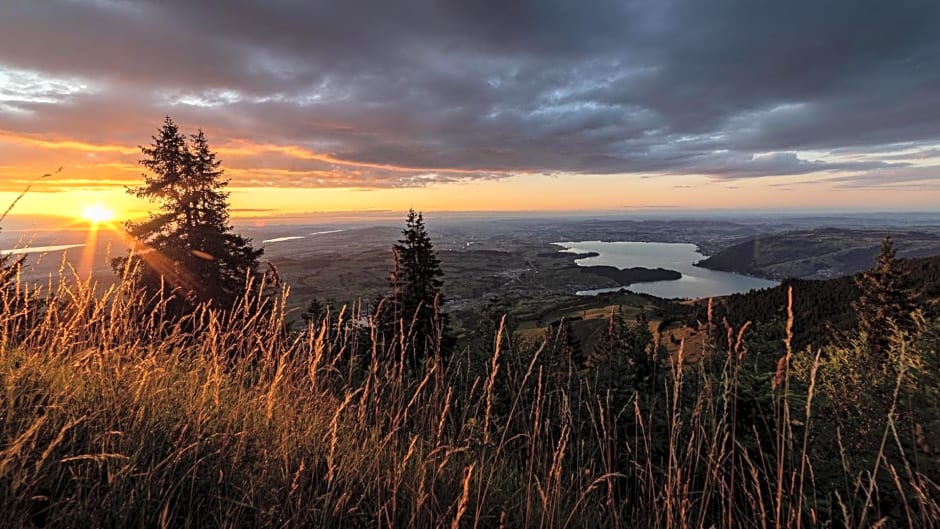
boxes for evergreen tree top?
[853,234,918,358]
[114,117,263,313]
[383,208,452,359]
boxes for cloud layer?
[1,0,939,189]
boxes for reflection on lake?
[1,243,86,256]
[556,241,778,299]
[261,229,347,245]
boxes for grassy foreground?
[1,272,938,528]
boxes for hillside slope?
[691,253,940,351]
[697,228,940,279]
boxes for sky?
[0,0,939,220]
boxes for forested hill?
[690,253,940,351]
[696,228,940,279]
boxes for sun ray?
[77,203,117,276]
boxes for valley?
[7,211,938,363]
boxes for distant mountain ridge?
[696,228,940,279]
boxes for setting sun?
[81,203,115,224]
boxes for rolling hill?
[696,228,940,279]
[691,252,940,351]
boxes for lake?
[556,241,778,299]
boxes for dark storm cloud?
[1,0,939,187]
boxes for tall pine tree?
[853,235,917,357]
[113,117,263,315]
[385,209,450,360]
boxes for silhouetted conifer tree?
[385,209,451,360]
[302,297,328,326]
[547,318,584,369]
[853,236,918,357]
[468,297,518,357]
[113,117,263,315]
[589,309,657,392]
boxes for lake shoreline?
[555,240,779,299]
[691,260,778,282]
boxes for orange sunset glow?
[0,1,938,220]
